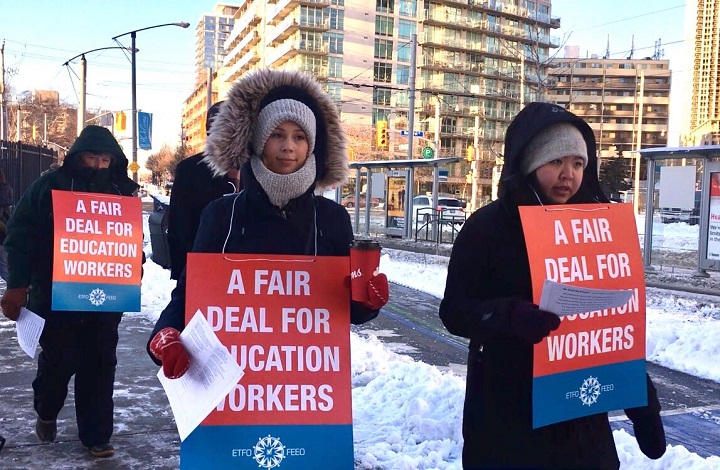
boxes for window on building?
[375,15,393,36]
[325,32,344,54]
[328,56,343,78]
[376,0,394,14]
[326,81,343,101]
[375,39,394,59]
[372,108,390,125]
[301,6,325,27]
[397,41,411,62]
[397,65,410,84]
[373,88,392,106]
[374,62,393,82]
[328,8,344,29]
[398,19,416,39]
[330,0,344,4]
[398,0,417,16]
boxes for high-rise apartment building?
[547,57,671,159]
[688,0,720,145]
[184,0,559,201]
[182,4,240,154]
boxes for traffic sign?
[422,146,434,159]
[400,130,425,137]
[128,161,140,172]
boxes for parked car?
[659,190,702,225]
[412,195,466,224]
[341,195,381,208]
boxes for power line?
[568,4,686,33]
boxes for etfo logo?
[231,434,306,468]
[565,375,615,406]
[77,288,115,306]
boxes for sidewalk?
[0,307,180,469]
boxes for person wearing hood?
[439,103,666,469]
[0,125,140,458]
[147,69,388,379]
[167,100,241,280]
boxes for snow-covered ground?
[139,212,719,469]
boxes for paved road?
[356,283,720,459]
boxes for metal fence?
[0,140,58,204]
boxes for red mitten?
[365,273,389,310]
[149,327,190,379]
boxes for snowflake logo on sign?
[88,288,107,306]
[253,435,286,469]
[579,376,602,406]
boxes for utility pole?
[633,70,645,216]
[404,33,417,239]
[77,55,87,136]
[519,48,525,108]
[471,113,480,212]
[432,96,440,241]
[0,39,7,141]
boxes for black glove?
[508,300,561,344]
[624,374,666,459]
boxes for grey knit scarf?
[251,154,317,209]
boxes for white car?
[412,195,466,224]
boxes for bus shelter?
[344,157,460,239]
[640,145,720,274]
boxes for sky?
[1,2,693,155]
[550,1,692,146]
[1,1,212,159]
[136,202,720,469]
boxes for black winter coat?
[439,103,664,469]
[167,153,238,279]
[148,166,379,363]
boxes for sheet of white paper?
[538,279,635,317]
[16,307,45,358]
[157,311,244,442]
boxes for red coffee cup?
[349,239,382,304]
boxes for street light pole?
[112,22,190,183]
[63,46,135,136]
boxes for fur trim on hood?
[204,69,349,188]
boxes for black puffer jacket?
[148,70,379,363]
[439,103,665,469]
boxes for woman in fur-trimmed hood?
[204,68,348,189]
[148,70,389,378]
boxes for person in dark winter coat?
[439,102,666,469]
[0,125,141,459]
[147,69,388,379]
[167,101,241,280]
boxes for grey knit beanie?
[252,99,316,156]
[520,123,588,176]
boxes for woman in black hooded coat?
[147,70,388,377]
[439,102,666,469]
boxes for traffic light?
[115,112,126,132]
[376,120,389,149]
[466,145,474,162]
[348,147,355,161]
[465,172,472,184]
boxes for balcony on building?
[266,13,329,47]
[266,34,329,67]
[265,0,330,24]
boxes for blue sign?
[138,112,153,150]
[399,130,424,137]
